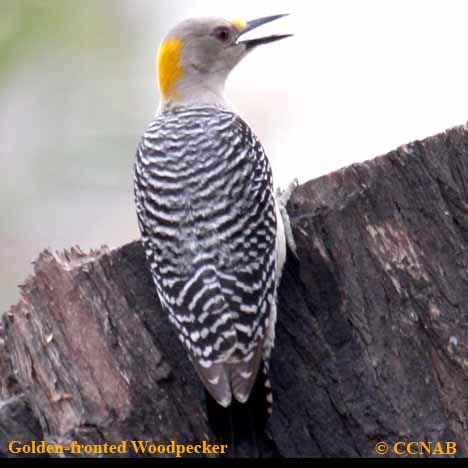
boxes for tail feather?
[205,360,275,457]
[262,361,273,416]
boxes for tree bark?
[1,124,468,458]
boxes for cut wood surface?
[1,124,468,457]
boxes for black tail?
[205,363,278,458]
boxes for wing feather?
[134,106,279,406]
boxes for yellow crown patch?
[231,19,246,31]
[157,38,184,100]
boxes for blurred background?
[1,0,468,312]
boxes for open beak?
[237,14,292,49]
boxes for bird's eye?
[213,26,231,43]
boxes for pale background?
[1,0,468,312]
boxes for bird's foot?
[276,179,299,259]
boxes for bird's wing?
[134,108,278,406]
[189,359,232,408]
[227,340,265,404]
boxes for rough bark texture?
[1,124,468,458]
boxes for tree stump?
[2,124,468,458]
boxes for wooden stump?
[2,124,468,457]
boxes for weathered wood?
[2,124,468,457]
[0,327,43,457]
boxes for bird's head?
[156,14,291,109]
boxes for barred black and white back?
[134,105,285,409]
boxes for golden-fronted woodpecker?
[133,14,292,414]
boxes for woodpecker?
[133,15,292,414]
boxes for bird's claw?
[276,178,299,259]
[276,178,299,205]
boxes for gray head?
[157,15,291,109]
